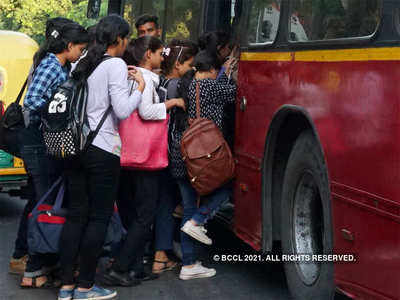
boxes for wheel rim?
[292,170,324,286]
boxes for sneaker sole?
[74,291,117,300]
[181,226,212,245]
[179,270,216,280]
[58,297,72,300]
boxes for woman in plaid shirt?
[19,19,89,289]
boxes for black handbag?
[0,78,28,158]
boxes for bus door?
[201,0,272,250]
[231,0,286,252]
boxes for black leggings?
[59,145,120,288]
[114,169,160,273]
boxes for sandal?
[152,260,178,274]
[20,275,58,289]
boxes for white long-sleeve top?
[87,57,142,156]
[136,67,167,120]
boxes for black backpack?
[42,57,111,159]
[0,78,28,158]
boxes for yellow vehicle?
[0,30,38,196]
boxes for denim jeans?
[17,125,63,277]
[59,145,120,288]
[154,169,181,251]
[13,175,35,259]
[177,179,230,266]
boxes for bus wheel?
[281,130,334,300]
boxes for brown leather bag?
[180,82,235,196]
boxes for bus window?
[203,0,233,35]
[124,0,166,38]
[248,0,281,45]
[124,0,201,42]
[396,7,400,35]
[290,0,382,41]
[163,0,202,41]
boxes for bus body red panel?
[234,54,400,300]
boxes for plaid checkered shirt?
[24,53,69,124]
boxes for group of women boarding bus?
[8,13,237,300]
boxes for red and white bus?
[92,0,400,299]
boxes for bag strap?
[195,81,200,119]
[31,177,63,213]
[81,55,114,152]
[15,78,28,105]
[84,106,112,152]
[160,78,171,89]
[52,181,66,212]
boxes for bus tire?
[281,130,334,300]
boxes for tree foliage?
[124,0,202,41]
[0,0,107,44]
[0,0,202,44]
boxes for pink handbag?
[119,111,169,170]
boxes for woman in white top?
[103,36,185,285]
[58,15,144,300]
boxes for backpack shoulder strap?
[15,78,28,105]
[84,105,112,151]
[92,55,113,75]
[160,78,171,89]
[82,55,116,151]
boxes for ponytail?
[73,14,130,81]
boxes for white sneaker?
[179,263,216,280]
[181,221,212,245]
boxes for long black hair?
[122,36,163,66]
[33,18,89,69]
[175,50,221,131]
[73,14,130,80]
[86,24,97,51]
[161,39,198,76]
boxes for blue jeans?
[19,125,62,276]
[154,169,181,251]
[177,179,230,266]
[21,126,61,202]
[13,175,35,259]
